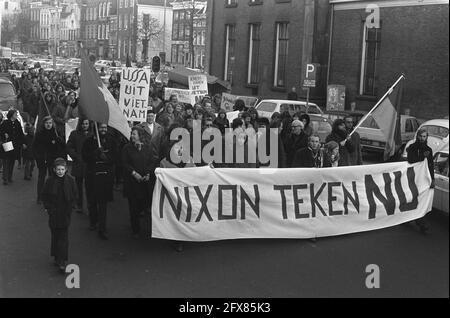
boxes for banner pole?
[349,74,405,137]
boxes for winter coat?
[407,141,435,180]
[292,147,324,168]
[325,131,355,167]
[66,130,91,178]
[0,119,25,160]
[82,133,117,202]
[32,128,66,168]
[42,174,78,229]
[122,143,155,200]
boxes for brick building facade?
[206,0,330,104]
[328,0,449,119]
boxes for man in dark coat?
[66,118,92,213]
[292,135,324,168]
[0,109,25,185]
[42,158,78,272]
[137,110,164,149]
[32,116,66,203]
[284,120,308,168]
[406,128,435,235]
[82,123,118,240]
[344,116,363,166]
[326,119,355,167]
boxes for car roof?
[420,119,449,129]
[0,78,12,84]
[258,99,319,106]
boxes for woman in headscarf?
[122,126,155,239]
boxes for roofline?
[330,0,449,10]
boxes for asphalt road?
[0,162,448,298]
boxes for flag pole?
[94,122,102,149]
[349,74,406,137]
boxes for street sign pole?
[306,88,310,108]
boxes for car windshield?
[257,102,277,113]
[0,83,15,97]
[434,153,449,177]
[421,125,449,139]
[310,119,332,134]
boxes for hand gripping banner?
[152,161,434,241]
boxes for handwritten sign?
[164,88,193,105]
[119,68,151,122]
[221,93,258,112]
[189,75,208,105]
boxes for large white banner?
[152,161,434,241]
[119,68,151,122]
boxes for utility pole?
[163,0,167,56]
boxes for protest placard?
[221,93,258,112]
[189,75,208,105]
[152,161,434,241]
[119,68,151,122]
[164,88,194,104]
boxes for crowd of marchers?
[0,61,435,272]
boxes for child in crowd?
[42,158,78,273]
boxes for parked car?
[433,143,449,213]
[356,115,420,155]
[401,119,449,160]
[309,114,333,143]
[324,110,367,125]
[255,99,323,119]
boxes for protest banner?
[8,70,24,78]
[152,160,434,241]
[164,88,193,104]
[221,93,258,112]
[119,68,151,122]
[189,75,208,105]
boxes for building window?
[224,24,236,82]
[248,23,261,84]
[360,24,381,96]
[274,22,289,88]
[225,0,238,7]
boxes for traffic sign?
[303,63,319,88]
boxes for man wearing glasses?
[285,120,308,167]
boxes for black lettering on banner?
[240,185,260,219]
[194,185,214,222]
[328,182,343,216]
[273,185,291,220]
[394,168,419,212]
[343,181,360,215]
[310,183,326,217]
[293,184,309,219]
[160,186,182,220]
[218,185,238,220]
[184,187,192,222]
[365,173,396,220]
